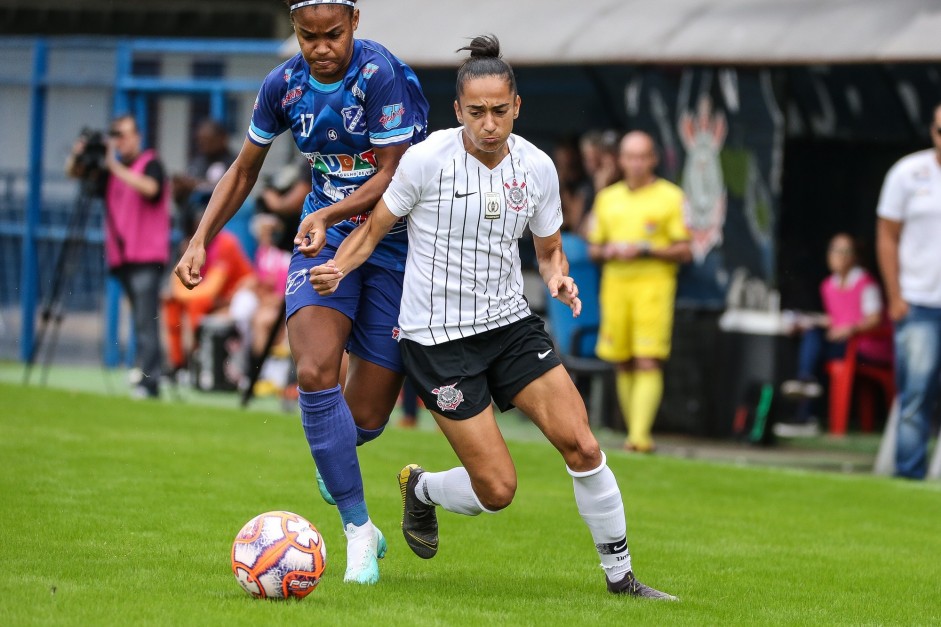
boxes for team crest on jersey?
[504,179,527,212]
[283,68,293,82]
[431,383,464,412]
[282,86,304,108]
[285,270,309,296]
[380,103,404,130]
[391,326,401,340]
[362,63,379,79]
[342,105,367,134]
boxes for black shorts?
[399,314,564,420]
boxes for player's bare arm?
[876,216,907,320]
[295,142,410,257]
[533,231,581,317]
[174,138,269,289]
[309,198,400,296]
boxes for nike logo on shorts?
[538,349,552,360]
[454,190,477,198]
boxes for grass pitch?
[1,382,940,626]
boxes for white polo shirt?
[383,128,563,345]
[876,149,941,307]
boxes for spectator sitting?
[776,233,893,438]
[163,207,253,377]
[228,214,292,390]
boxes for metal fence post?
[19,38,48,362]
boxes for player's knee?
[295,362,336,392]
[476,477,517,511]
[563,434,603,473]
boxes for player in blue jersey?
[174,0,429,585]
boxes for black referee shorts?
[399,314,563,420]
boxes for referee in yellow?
[587,131,691,452]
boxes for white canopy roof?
[282,0,941,66]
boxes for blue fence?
[0,174,106,312]
[1,36,282,367]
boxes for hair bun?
[454,33,516,97]
[462,34,501,59]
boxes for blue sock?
[342,502,369,528]
[356,423,387,446]
[298,385,368,527]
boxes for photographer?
[67,114,170,399]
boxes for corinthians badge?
[431,383,464,412]
[504,178,527,212]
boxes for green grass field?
[2,381,940,626]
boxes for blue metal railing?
[10,35,283,366]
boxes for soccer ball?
[231,511,327,600]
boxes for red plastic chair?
[825,328,894,436]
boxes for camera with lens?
[76,128,107,173]
[73,128,108,197]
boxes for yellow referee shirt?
[586,178,688,280]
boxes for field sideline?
[2,382,939,626]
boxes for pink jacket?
[820,269,893,364]
[104,149,170,269]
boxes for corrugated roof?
[282,0,941,65]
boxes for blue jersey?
[248,39,429,271]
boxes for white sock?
[567,452,632,580]
[416,467,493,516]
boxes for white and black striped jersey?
[383,128,563,346]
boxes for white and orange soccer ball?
[231,511,327,600]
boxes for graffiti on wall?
[678,95,727,264]
[623,67,785,309]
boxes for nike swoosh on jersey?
[538,349,552,359]
[454,191,477,198]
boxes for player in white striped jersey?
[310,35,675,599]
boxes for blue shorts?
[284,245,404,373]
